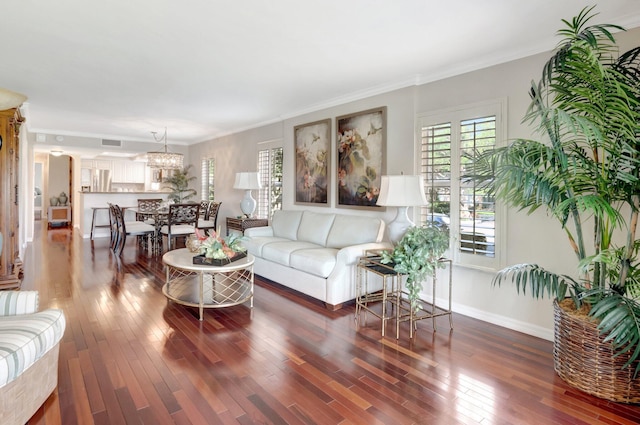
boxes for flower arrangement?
[193,228,247,260]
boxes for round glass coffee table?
[162,248,255,320]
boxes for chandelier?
[146,127,184,169]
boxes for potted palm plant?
[164,165,197,203]
[471,7,640,402]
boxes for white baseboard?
[450,299,553,341]
[420,294,554,342]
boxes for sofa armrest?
[336,242,394,266]
[0,291,39,316]
[323,242,394,306]
[244,226,274,238]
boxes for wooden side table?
[48,206,71,228]
[226,217,268,235]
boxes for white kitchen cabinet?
[111,161,126,182]
[112,161,145,183]
[130,162,145,183]
[81,159,112,171]
[81,159,145,183]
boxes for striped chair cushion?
[0,308,66,387]
[0,291,39,316]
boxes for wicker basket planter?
[553,299,640,403]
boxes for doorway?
[47,154,72,228]
[34,162,43,220]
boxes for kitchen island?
[77,192,170,239]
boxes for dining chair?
[197,201,221,233]
[159,203,200,251]
[111,204,156,256]
[199,200,210,217]
[108,203,121,253]
[137,198,163,224]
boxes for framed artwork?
[336,106,386,209]
[294,118,331,206]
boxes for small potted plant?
[381,224,449,313]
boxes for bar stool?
[90,207,111,240]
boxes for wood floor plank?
[68,357,94,424]
[18,224,640,424]
[77,349,106,414]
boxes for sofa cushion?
[262,241,322,267]
[326,215,384,249]
[272,210,303,240]
[243,236,290,257]
[297,211,335,247]
[290,248,339,278]
[0,308,66,387]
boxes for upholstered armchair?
[0,291,66,425]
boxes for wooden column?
[0,108,24,289]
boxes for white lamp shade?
[376,175,428,243]
[376,175,428,207]
[233,172,262,190]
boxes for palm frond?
[587,292,640,376]
[493,263,578,300]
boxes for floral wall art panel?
[336,106,386,209]
[294,118,331,206]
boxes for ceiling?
[4,1,640,147]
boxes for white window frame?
[201,157,215,201]
[256,140,283,220]
[416,98,507,271]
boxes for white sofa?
[244,210,392,309]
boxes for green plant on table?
[381,224,449,313]
[469,7,640,374]
[194,228,247,260]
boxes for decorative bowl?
[186,235,202,253]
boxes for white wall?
[48,155,71,202]
[188,26,640,340]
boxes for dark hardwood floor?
[20,222,640,424]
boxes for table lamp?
[233,172,262,217]
[376,175,428,243]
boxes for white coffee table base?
[162,249,255,320]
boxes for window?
[201,158,215,201]
[418,99,505,270]
[256,146,283,220]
